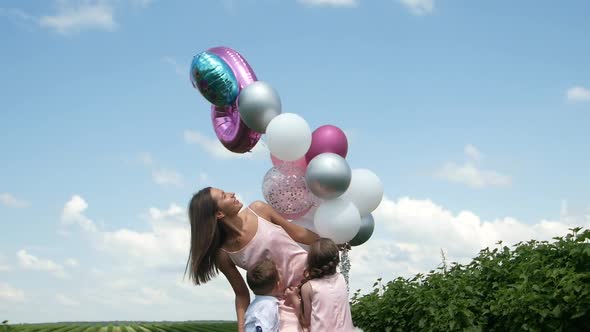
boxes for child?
[244,258,281,332]
[286,238,355,331]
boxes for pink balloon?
[305,125,348,164]
[271,154,308,172]
[262,163,314,219]
[280,207,312,221]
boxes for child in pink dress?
[286,238,355,332]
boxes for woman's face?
[210,188,243,219]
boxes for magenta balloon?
[207,46,261,153]
[271,154,308,172]
[305,125,348,163]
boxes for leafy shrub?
[2,321,11,332]
[351,228,590,331]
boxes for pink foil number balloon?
[208,46,261,153]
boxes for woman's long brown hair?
[184,187,227,285]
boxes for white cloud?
[0,7,36,21]
[105,277,138,290]
[566,86,590,102]
[347,196,590,294]
[56,293,80,306]
[62,195,88,220]
[0,261,11,272]
[198,172,210,185]
[129,287,171,305]
[398,0,434,15]
[560,199,590,226]
[147,203,184,221]
[90,267,106,278]
[93,203,189,269]
[436,162,512,188]
[65,258,79,267]
[0,253,13,271]
[435,146,511,188]
[77,272,237,319]
[17,250,68,278]
[184,129,269,160]
[61,195,98,232]
[0,193,29,208]
[0,282,25,302]
[464,144,483,162]
[129,0,153,7]
[137,153,185,188]
[138,152,154,166]
[174,277,236,300]
[39,0,117,34]
[162,56,186,77]
[2,0,153,34]
[152,169,184,187]
[59,196,189,270]
[298,0,358,7]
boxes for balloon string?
[339,243,351,294]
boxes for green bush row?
[351,228,590,332]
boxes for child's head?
[306,238,340,280]
[247,258,280,296]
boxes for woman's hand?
[338,243,352,251]
[284,286,301,308]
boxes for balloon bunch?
[190,46,383,246]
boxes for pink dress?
[307,273,355,332]
[222,208,308,331]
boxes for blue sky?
[1,0,589,323]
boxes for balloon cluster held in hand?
[190,46,383,245]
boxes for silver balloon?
[349,213,375,246]
[305,153,351,199]
[237,81,282,133]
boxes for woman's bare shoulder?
[248,201,273,218]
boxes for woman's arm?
[216,250,250,332]
[299,282,313,328]
[250,201,319,245]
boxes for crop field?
[6,322,237,332]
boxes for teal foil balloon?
[190,51,239,106]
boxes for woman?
[185,187,319,332]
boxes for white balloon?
[266,113,312,161]
[291,206,315,227]
[340,168,383,216]
[290,205,319,252]
[314,198,361,244]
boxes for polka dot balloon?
[262,163,315,220]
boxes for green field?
[6,322,238,332]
